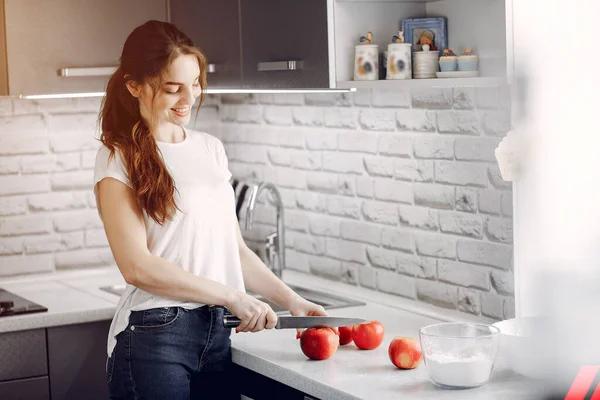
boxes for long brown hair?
[99,20,207,225]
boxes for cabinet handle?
[59,67,118,77]
[207,63,217,74]
[257,61,304,72]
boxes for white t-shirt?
[93,127,245,356]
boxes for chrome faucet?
[244,182,285,279]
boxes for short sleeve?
[93,146,133,218]
[214,138,233,182]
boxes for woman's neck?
[152,124,185,144]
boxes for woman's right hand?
[226,291,278,333]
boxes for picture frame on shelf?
[402,17,448,57]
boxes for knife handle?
[223,315,241,328]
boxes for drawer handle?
[257,61,304,72]
[59,66,118,77]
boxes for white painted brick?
[356,176,374,198]
[457,240,512,270]
[0,254,53,276]
[268,148,291,166]
[325,238,366,263]
[339,175,356,197]
[232,144,268,164]
[309,215,340,237]
[364,156,394,177]
[0,157,20,174]
[503,297,515,319]
[439,211,483,238]
[395,159,433,182]
[51,134,99,153]
[305,129,337,150]
[0,135,49,155]
[483,111,511,136]
[488,165,512,189]
[201,95,221,107]
[414,233,456,259]
[411,88,453,109]
[398,254,436,279]
[193,106,219,127]
[51,170,94,190]
[291,152,321,170]
[341,220,381,245]
[416,279,458,309]
[362,201,399,225]
[499,85,511,110]
[86,191,96,208]
[396,109,411,131]
[73,97,103,113]
[55,248,115,269]
[53,210,103,232]
[377,269,416,299]
[324,108,358,129]
[49,113,98,136]
[25,232,84,253]
[455,137,501,162]
[229,163,263,182]
[341,262,360,285]
[1,114,46,134]
[435,161,487,187]
[438,259,490,290]
[28,192,87,212]
[292,107,324,126]
[408,110,437,132]
[352,89,371,107]
[484,216,513,244]
[295,192,327,213]
[490,269,514,295]
[366,246,396,270]
[307,172,337,193]
[85,229,109,247]
[359,109,396,131]
[287,232,324,255]
[413,136,454,159]
[271,93,305,105]
[481,292,504,319]
[372,89,410,108]
[322,152,364,174]
[478,189,502,215]
[437,111,480,134]
[0,237,23,255]
[328,197,361,220]
[278,129,306,148]
[476,87,499,109]
[0,216,53,236]
[221,94,256,104]
[21,153,80,173]
[264,106,293,126]
[374,179,412,204]
[378,133,412,157]
[285,249,310,273]
[81,150,97,169]
[381,227,412,253]
[277,188,296,210]
[458,287,481,315]
[309,255,342,279]
[456,187,478,213]
[284,210,309,233]
[220,125,247,143]
[338,131,378,153]
[501,193,513,217]
[453,88,475,110]
[0,196,27,216]
[219,105,263,123]
[0,97,12,117]
[414,183,454,209]
[398,206,438,230]
[305,93,344,106]
[0,175,50,195]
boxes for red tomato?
[352,321,385,350]
[388,337,423,369]
[299,327,340,360]
[338,326,353,345]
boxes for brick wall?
[0,86,514,320]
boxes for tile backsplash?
[0,86,514,320]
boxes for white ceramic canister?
[413,51,439,79]
[386,43,412,80]
[353,44,379,81]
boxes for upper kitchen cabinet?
[170,0,242,88]
[1,0,167,97]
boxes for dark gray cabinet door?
[240,0,329,88]
[0,328,47,381]
[47,320,111,400]
[170,0,242,88]
[0,376,50,400]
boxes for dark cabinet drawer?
[0,376,50,400]
[0,329,47,381]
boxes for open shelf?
[337,76,506,89]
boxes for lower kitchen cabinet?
[233,364,317,400]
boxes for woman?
[94,20,326,399]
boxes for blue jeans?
[106,305,238,399]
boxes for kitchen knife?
[223,315,366,329]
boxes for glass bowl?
[419,322,500,389]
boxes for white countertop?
[0,267,544,399]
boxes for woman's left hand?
[287,295,328,339]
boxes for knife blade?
[223,315,366,329]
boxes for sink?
[99,284,364,315]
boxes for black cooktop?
[0,288,48,317]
